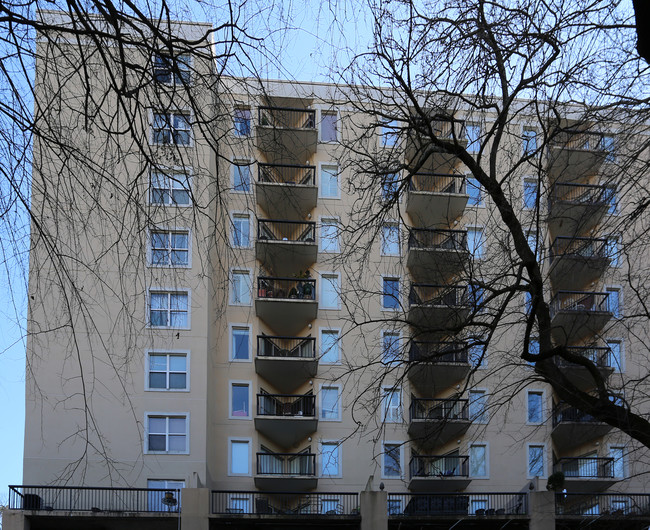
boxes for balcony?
[256,277,318,335]
[256,107,318,163]
[549,291,613,344]
[547,130,609,181]
[255,336,317,393]
[388,492,528,517]
[256,220,317,275]
[548,182,611,237]
[409,455,471,492]
[408,398,471,448]
[556,493,650,518]
[552,346,614,390]
[407,117,468,172]
[554,457,616,493]
[549,237,610,290]
[406,174,468,227]
[407,229,469,282]
[552,403,613,451]
[255,392,317,447]
[408,284,470,330]
[255,452,317,491]
[256,163,317,220]
[408,341,470,394]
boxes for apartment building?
[6,13,650,530]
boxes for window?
[321,386,341,420]
[523,178,538,210]
[230,382,251,419]
[607,340,623,372]
[381,173,400,202]
[150,230,190,266]
[321,165,339,198]
[230,439,251,475]
[469,284,484,311]
[231,214,250,247]
[610,446,626,478]
[522,127,537,155]
[605,185,617,214]
[381,222,400,255]
[321,274,340,309]
[527,391,544,423]
[147,480,184,511]
[469,443,487,477]
[146,414,188,453]
[528,445,545,477]
[382,388,402,423]
[381,119,399,147]
[321,442,341,476]
[467,177,484,206]
[153,53,190,85]
[150,171,190,206]
[231,326,250,361]
[147,353,188,391]
[149,291,189,328]
[469,390,487,423]
[232,162,251,192]
[525,292,533,315]
[152,111,191,145]
[468,341,486,369]
[467,227,485,259]
[602,135,616,162]
[606,237,620,267]
[382,277,400,310]
[606,287,621,317]
[320,218,340,253]
[320,329,340,364]
[233,108,251,137]
[231,270,252,305]
[383,443,401,478]
[466,123,481,153]
[321,111,337,142]
[382,331,400,363]
[526,231,541,260]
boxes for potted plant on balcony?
[289,287,298,298]
[546,471,565,491]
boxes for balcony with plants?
[255,274,318,335]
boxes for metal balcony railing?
[549,291,611,317]
[552,402,603,427]
[410,398,469,421]
[556,493,650,516]
[256,453,316,476]
[409,455,469,479]
[409,341,469,364]
[257,277,316,300]
[388,492,528,516]
[409,284,469,308]
[555,457,614,478]
[257,335,316,359]
[553,346,613,369]
[408,229,468,251]
[258,220,316,243]
[257,393,316,417]
[551,130,606,151]
[258,163,316,186]
[211,490,360,515]
[549,236,609,263]
[549,182,612,205]
[409,173,466,194]
[258,107,316,130]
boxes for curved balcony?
[256,164,317,220]
[408,398,471,449]
[408,284,470,330]
[256,107,318,164]
[255,452,317,491]
[406,174,468,227]
[408,341,470,394]
[409,455,471,492]
[255,393,317,447]
[549,237,611,291]
[255,336,317,393]
[552,346,614,390]
[547,130,609,181]
[555,457,616,493]
[407,229,469,282]
[256,220,317,275]
[256,277,317,336]
[550,291,613,344]
[407,117,468,173]
[548,182,611,237]
[552,403,613,451]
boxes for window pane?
[170,293,187,311]
[467,228,484,258]
[523,128,537,154]
[382,120,398,147]
[231,385,249,417]
[231,441,249,474]
[607,341,622,372]
[321,387,339,419]
[169,373,186,389]
[233,165,251,191]
[321,444,340,475]
[469,391,487,422]
[383,333,400,363]
[528,446,544,476]
[527,392,543,423]
[169,356,186,372]
[384,444,401,477]
[150,354,167,371]
[321,221,340,252]
[149,416,166,433]
[168,435,186,452]
[466,124,480,152]
[321,331,340,363]
[469,445,487,476]
[232,328,250,360]
[168,417,186,434]
[234,109,251,136]
[149,434,166,451]
[382,173,399,200]
[383,278,399,309]
[232,272,251,304]
[232,216,250,247]
[321,276,339,309]
[467,177,483,206]
[523,180,538,209]
[171,175,190,205]
[151,293,167,310]
[382,224,399,255]
[610,447,625,477]
[321,112,337,142]
[607,289,620,317]
[149,372,166,389]
[321,166,338,198]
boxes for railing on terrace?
[551,130,605,151]
[258,220,316,243]
[409,173,466,194]
[408,229,468,251]
[257,393,316,417]
[258,163,316,186]
[410,398,469,421]
[8,485,182,513]
[549,236,609,263]
[556,493,650,516]
[409,284,468,308]
[257,335,316,358]
[409,341,469,364]
[387,492,528,517]
[555,457,614,478]
[549,291,611,317]
[258,107,316,130]
[553,346,613,369]
[549,182,613,205]
[211,491,360,516]
[409,455,469,479]
[553,402,603,427]
[257,277,316,300]
[257,453,316,476]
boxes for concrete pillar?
[529,491,556,530]
[1,511,30,530]
[360,490,387,530]
[180,488,210,530]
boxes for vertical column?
[180,488,210,530]
[529,491,556,530]
[360,490,388,530]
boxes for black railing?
[410,455,469,479]
[257,335,316,358]
[258,220,316,243]
[409,284,468,308]
[388,492,528,517]
[553,346,613,369]
[258,163,316,186]
[258,107,316,130]
[211,491,360,516]
[549,290,611,317]
[409,173,466,194]
[551,130,606,151]
[7,485,182,512]
[549,236,608,263]
[555,457,614,478]
[552,402,604,427]
[409,341,469,364]
[408,229,468,251]
[257,393,316,417]
[410,398,469,421]
[556,493,650,516]
[257,277,316,300]
[257,453,316,476]
[550,182,612,205]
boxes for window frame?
[381,330,401,364]
[233,107,252,137]
[229,381,253,420]
[381,172,401,202]
[153,53,191,85]
[526,390,545,425]
[466,176,484,207]
[382,442,403,479]
[320,272,341,310]
[381,119,399,147]
[381,275,400,311]
[229,437,252,476]
[466,226,485,259]
[522,177,539,210]
[320,440,342,477]
[468,441,489,478]
[526,443,546,479]
[319,384,342,421]
[468,389,488,423]
[144,412,189,455]
[148,289,191,330]
[466,122,481,153]
[149,228,191,268]
[319,163,340,199]
[381,221,401,256]
[230,212,252,248]
[605,285,622,318]
[229,324,252,362]
[319,327,341,365]
[381,386,402,423]
[606,338,624,373]
[231,160,253,193]
[320,110,338,143]
[150,110,193,146]
[608,445,626,478]
[605,236,620,267]
[230,269,253,306]
[145,350,190,392]
[319,217,341,253]
[522,126,538,155]
[149,169,191,207]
